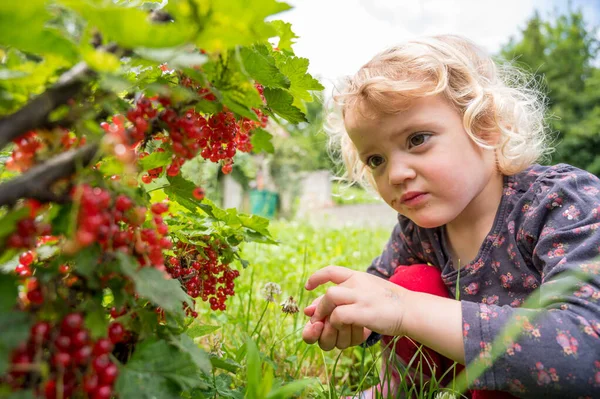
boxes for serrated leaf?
[267,20,298,52]
[117,253,191,317]
[194,0,291,52]
[115,339,204,398]
[220,89,260,121]
[0,1,78,61]
[139,150,173,171]
[60,0,194,49]
[0,312,33,375]
[272,52,324,111]
[238,46,289,89]
[263,87,306,124]
[250,127,274,154]
[165,174,202,213]
[170,334,211,374]
[238,213,270,236]
[242,230,279,245]
[186,323,221,339]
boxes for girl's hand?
[302,266,407,350]
[302,296,370,350]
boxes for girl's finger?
[303,295,324,317]
[318,319,339,351]
[305,266,355,290]
[351,324,366,347]
[335,324,352,350]
[302,320,324,345]
[310,285,356,324]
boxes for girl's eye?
[408,133,431,148]
[366,155,384,169]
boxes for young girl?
[302,34,600,398]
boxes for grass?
[193,219,591,398]
[194,220,391,397]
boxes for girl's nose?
[388,158,416,185]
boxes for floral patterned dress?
[367,164,600,398]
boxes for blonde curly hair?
[326,34,553,190]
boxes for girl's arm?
[303,266,465,364]
[401,290,465,364]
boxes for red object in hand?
[383,264,517,399]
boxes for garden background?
[0,0,599,398]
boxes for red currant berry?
[108,322,125,344]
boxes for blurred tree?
[500,6,600,174]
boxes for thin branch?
[0,144,99,207]
[0,63,91,151]
[0,44,119,151]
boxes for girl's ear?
[476,129,501,147]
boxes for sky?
[274,0,600,96]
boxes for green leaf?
[115,339,204,398]
[272,53,324,112]
[238,45,290,89]
[117,253,191,317]
[209,355,241,373]
[135,48,208,69]
[6,390,35,399]
[0,207,29,242]
[165,174,202,213]
[60,0,195,49]
[50,203,73,236]
[186,323,221,339]
[263,87,306,124]
[0,312,33,375]
[82,48,121,72]
[238,214,270,236]
[267,21,298,52]
[139,150,173,171]
[73,245,102,289]
[0,69,29,80]
[250,127,274,154]
[266,379,317,399]
[0,1,78,61]
[220,90,260,121]
[85,305,109,340]
[0,273,18,312]
[169,334,211,374]
[194,0,291,52]
[245,338,263,398]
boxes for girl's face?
[344,94,502,229]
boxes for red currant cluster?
[6,129,86,173]
[64,185,171,270]
[5,131,41,172]
[167,241,240,312]
[2,313,125,399]
[15,250,35,278]
[6,201,52,249]
[124,82,268,184]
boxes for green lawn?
[194,221,392,396]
